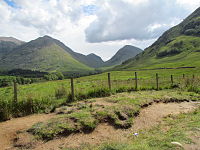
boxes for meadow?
[0,68,200,121]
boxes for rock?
[171,142,183,147]
[116,112,129,120]
[55,106,76,114]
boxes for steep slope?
[114,7,200,70]
[0,37,24,59]
[0,36,92,72]
[103,45,142,67]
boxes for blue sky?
[3,0,17,8]
[83,5,97,15]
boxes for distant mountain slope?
[0,36,92,72]
[0,37,24,59]
[0,37,24,45]
[114,7,200,70]
[85,53,104,68]
[103,45,142,67]
[44,36,104,68]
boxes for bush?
[157,48,181,58]
[44,72,64,81]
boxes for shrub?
[157,48,181,58]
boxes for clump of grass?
[0,100,12,121]
[115,87,128,93]
[181,77,200,93]
[67,88,111,103]
[0,96,65,122]
[55,86,67,99]
[87,88,111,98]
[29,109,98,140]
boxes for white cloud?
[85,0,199,43]
[0,0,199,60]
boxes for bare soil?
[0,114,55,150]
[0,101,198,150]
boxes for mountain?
[0,35,143,72]
[103,45,142,67]
[38,36,104,68]
[0,36,93,72]
[85,53,104,68]
[0,37,24,59]
[114,7,200,70]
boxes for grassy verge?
[0,70,199,121]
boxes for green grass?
[0,69,199,121]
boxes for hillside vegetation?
[114,7,200,70]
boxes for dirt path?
[0,102,198,150]
[131,102,197,131]
[0,114,55,150]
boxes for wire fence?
[2,72,199,103]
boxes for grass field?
[0,68,200,121]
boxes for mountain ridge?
[0,36,93,72]
[114,7,200,70]
[0,35,143,72]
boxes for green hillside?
[0,36,93,72]
[114,7,200,70]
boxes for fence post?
[193,74,195,79]
[13,81,18,103]
[171,75,174,85]
[183,74,185,79]
[135,72,138,91]
[70,78,75,101]
[156,73,159,90]
[108,73,111,90]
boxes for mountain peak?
[103,45,142,67]
[42,35,54,39]
[87,53,98,57]
[0,37,24,45]
[121,45,142,51]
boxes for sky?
[0,0,200,60]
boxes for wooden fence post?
[108,73,111,90]
[193,74,195,79]
[135,72,138,90]
[156,73,159,90]
[70,78,75,101]
[183,74,185,79]
[171,75,174,85]
[13,81,18,103]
